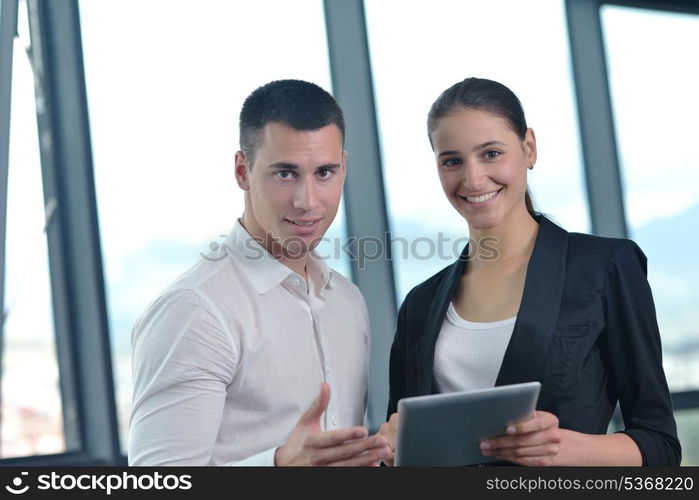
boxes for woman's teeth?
[465,190,499,203]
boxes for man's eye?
[442,158,462,168]
[275,170,294,179]
[318,168,333,179]
[484,150,501,159]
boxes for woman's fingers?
[481,427,561,452]
[507,411,559,435]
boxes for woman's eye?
[484,150,501,159]
[442,158,462,168]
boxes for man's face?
[235,122,346,260]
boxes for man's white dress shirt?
[128,221,370,465]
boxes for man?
[129,80,390,465]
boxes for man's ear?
[235,151,251,190]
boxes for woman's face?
[431,107,536,231]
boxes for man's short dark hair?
[239,79,345,167]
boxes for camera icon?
[200,234,229,262]
[5,471,29,494]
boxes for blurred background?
[1,0,697,465]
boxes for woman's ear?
[524,128,537,168]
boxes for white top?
[433,302,516,393]
[128,221,370,466]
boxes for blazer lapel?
[495,217,569,386]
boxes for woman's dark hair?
[427,77,537,218]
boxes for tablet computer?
[394,381,541,466]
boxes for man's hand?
[274,383,391,466]
[376,412,399,466]
[479,410,561,466]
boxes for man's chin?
[280,235,325,259]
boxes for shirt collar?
[223,220,334,295]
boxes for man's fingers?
[327,446,393,467]
[306,426,368,448]
[309,435,388,465]
[378,423,395,450]
[298,383,331,426]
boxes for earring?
[528,164,534,170]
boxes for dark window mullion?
[22,0,119,464]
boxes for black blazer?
[388,216,681,466]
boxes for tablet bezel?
[394,381,542,466]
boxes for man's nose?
[293,177,319,211]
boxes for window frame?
[0,0,122,466]
[567,0,699,424]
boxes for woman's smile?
[458,187,503,205]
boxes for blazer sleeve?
[387,297,409,419]
[603,240,681,466]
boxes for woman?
[380,77,680,466]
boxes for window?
[1,0,68,458]
[365,0,589,300]
[602,5,699,393]
[78,0,347,451]
[675,409,699,466]
[602,3,699,465]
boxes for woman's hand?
[479,411,561,466]
[376,413,399,466]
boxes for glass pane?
[1,0,67,457]
[602,6,699,392]
[365,0,589,300]
[78,0,347,452]
[675,408,699,466]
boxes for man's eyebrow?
[266,162,342,170]
[267,162,298,170]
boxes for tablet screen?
[395,381,541,466]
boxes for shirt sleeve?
[230,447,277,466]
[129,288,253,465]
[603,241,682,466]
[358,291,371,429]
[387,297,409,419]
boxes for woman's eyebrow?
[473,140,506,151]
[437,150,460,159]
[438,141,507,158]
